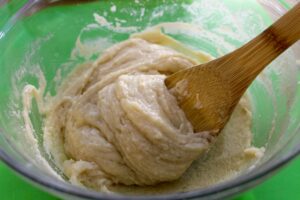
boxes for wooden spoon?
[165,3,300,136]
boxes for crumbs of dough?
[23,25,264,194]
[244,147,265,159]
[194,93,203,109]
[170,79,189,101]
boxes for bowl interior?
[0,0,300,199]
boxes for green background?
[1,158,300,200]
[1,0,300,199]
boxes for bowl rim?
[1,0,300,199]
[1,138,300,200]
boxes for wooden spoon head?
[165,3,300,135]
[165,64,238,135]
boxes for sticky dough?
[43,28,263,192]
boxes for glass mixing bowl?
[0,0,299,199]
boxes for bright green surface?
[1,157,300,200]
[0,162,59,200]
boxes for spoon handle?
[214,3,300,99]
[164,3,300,133]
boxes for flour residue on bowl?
[8,0,281,195]
[19,23,264,194]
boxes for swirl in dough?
[44,32,215,189]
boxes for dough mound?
[44,38,211,188]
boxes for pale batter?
[41,27,263,193]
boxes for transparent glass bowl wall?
[0,0,300,199]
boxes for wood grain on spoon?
[165,3,300,135]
